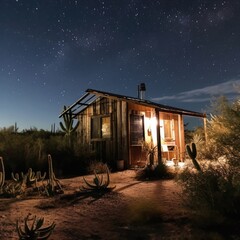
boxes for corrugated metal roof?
[59,88,206,118]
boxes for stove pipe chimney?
[138,83,146,99]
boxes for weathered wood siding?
[76,97,128,168]
[76,96,187,168]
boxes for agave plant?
[81,165,115,192]
[16,214,55,240]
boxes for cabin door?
[129,113,146,167]
[160,113,184,162]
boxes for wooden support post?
[155,109,162,164]
[203,115,208,144]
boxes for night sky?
[1,0,240,130]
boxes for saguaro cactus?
[59,105,79,147]
[186,142,201,171]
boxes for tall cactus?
[0,157,5,194]
[186,143,201,171]
[44,154,63,196]
[59,105,79,147]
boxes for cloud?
[152,79,240,103]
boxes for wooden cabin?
[59,87,206,170]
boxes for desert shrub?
[177,162,240,219]
[0,128,96,178]
[136,162,174,181]
[184,96,240,163]
[206,96,240,163]
[87,160,109,174]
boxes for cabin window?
[91,117,101,139]
[102,116,111,138]
[130,114,144,146]
[91,116,111,140]
[163,119,175,142]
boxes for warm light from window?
[178,162,185,168]
[165,160,174,167]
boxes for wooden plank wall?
[76,98,129,168]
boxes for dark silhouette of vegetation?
[17,214,55,240]
[136,162,174,181]
[59,105,79,148]
[0,126,94,178]
[186,142,202,171]
[178,95,240,236]
[81,165,115,192]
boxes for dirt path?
[0,170,192,240]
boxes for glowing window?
[91,116,111,139]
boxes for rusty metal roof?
[59,88,206,118]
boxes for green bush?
[200,96,240,163]
[177,163,240,219]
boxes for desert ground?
[0,169,222,240]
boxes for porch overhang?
[58,92,97,118]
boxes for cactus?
[12,169,46,188]
[59,105,79,136]
[43,154,63,196]
[27,168,37,184]
[3,182,23,198]
[36,171,46,181]
[82,165,115,192]
[16,214,55,240]
[186,143,201,171]
[0,158,24,198]
[59,105,79,147]
[11,172,20,182]
[0,157,5,194]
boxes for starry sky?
[1,0,240,131]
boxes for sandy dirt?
[0,170,193,240]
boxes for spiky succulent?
[16,214,55,240]
[82,165,115,191]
